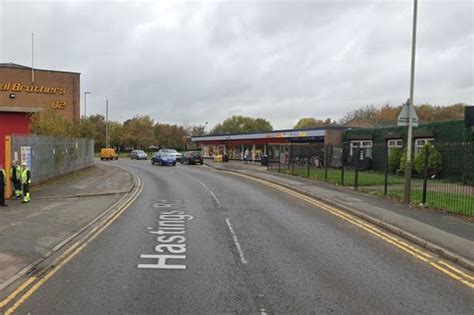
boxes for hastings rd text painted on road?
[137,200,194,270]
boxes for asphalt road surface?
[13,160,474,314]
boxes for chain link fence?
[11,134,94,184]
[268,141,473,216]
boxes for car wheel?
[200,161,203,165]
[173,162,176,166]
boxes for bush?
[388,148,402,173]
[399,147,410,174]
[413,144,442,176]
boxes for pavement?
[205,159,474,271]
[0,162,134,290]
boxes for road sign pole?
[403,0,418,204]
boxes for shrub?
[399,147,410,174]
[388,148,402,173]
[413,144,442,176]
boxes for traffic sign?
[397,102,419,127]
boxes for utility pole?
[403,0,418,204]
[84,91,91,119]
[31,33,35,83]
[105,97,109,148]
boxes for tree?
[29,108,77,138]
[154,123,187,150]
[211,116,273,134]
[294,117,335,129]
[340,103,467,125]
[77,115,107,151]
[191,125,206,136]
[123,115,155,149]
[340,105,378,125]
[377,104,401,124]
[109,121,125,151]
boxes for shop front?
[192,127,345,162]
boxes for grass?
[277,167,403,186]
[385,189,473,216]
[270,166,472,216]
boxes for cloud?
[1,0,472,129]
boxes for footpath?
[0,162,134,290]
[205,160,474,271]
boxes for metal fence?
[267,141,473,216]
[11,134,95,184]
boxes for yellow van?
[100,148,118,160]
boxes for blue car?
[151,152,176,166]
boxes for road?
[9,160,474,314]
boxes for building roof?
[192,126,346,142]
[0,62,80,75]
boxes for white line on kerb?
[225,218,248,264]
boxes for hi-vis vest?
[21,168,31,184]
[11,165,21,181]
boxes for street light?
[403,0,418,204]
[83,91,91,119]
[205,122,208,134]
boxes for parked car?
[131,150,148,160]
[151,152,176,166]
[181,151,203,165]
[158,149,182,162]
[100,148,118,160]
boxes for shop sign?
[0,82,66,95]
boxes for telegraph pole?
[403,0,418,204]
[105,97,109,148]
[31,33,35,83]
[84,91,91,119]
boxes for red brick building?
[0,63,80,167]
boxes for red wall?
[0,112,30,166]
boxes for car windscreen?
[161,153,173,157]
[136,150,145,154]
[190,152,201,157]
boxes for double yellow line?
[230,172,474,289]
[0,176,143,314]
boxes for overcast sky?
[1,0,472,129]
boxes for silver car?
[131,150,148,160]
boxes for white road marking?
[174,169,222,206]
[225,218,248,264]
[197,181,221,206]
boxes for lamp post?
[83,91,91,119]
[403,0,418,204]
[205,122,208,134]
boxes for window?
[415,138,434,155]
[387,139,403,155]
[350,140,373,159]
